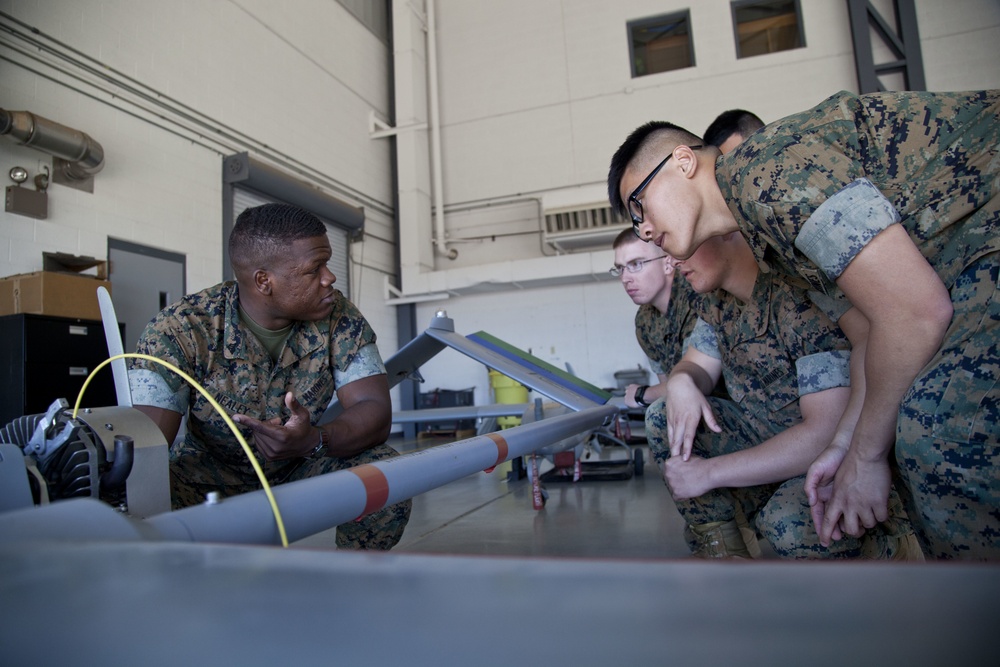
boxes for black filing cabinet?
[0,313,123,426]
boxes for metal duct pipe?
[426,0,456,260]
[0,109,105,181]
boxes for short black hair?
[612,227,643,250]
[607,121,702,217]
[229,203,327,274]
[702,109,764,149]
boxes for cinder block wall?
[0,0,400,364]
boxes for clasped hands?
[805,443,891,547]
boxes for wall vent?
[543,205,629,252]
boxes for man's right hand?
[664,374,720,460]
[232,391,317,461]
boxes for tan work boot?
[859,489,926,561]
[689,519,754,559]
[891,533,926,561]
[887,490,925,561]
[859,527,925,561]
[734,508,763,559]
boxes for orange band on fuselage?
[486,432,509,467]
[350,464,390,516]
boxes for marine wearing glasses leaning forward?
[611,228,704,411]
[608,91,1000,560]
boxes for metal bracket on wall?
[384,276,450,306]
[52,157,95,193]
[368,110,427,140]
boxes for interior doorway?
[107,239,186,353]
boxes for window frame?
[627,10,695,78]
[730,0,806,60]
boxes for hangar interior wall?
[1,0,997,412]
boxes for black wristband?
[634,385,650,407]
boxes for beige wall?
[427,0,1000,274]
[411,0,1000,397]
[2,0,997,406]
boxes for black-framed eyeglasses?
[627,145,703,238]
[609,255,671,277]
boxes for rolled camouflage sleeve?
[683,318,722,360]
[336,343,386,387]
[795,349,851,396]
[128,324,192,414]
[807,290,852,324]
[795,178,900,281]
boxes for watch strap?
[309,427,329,458]
[635,385,650,407]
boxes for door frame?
[107,237,186,350]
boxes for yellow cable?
[72,353,289,548]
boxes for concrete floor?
[297,431,695,558]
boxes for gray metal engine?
[0,399,170,517]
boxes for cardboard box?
[0,271,110,321]
[43,252,108,280]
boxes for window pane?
[629,12,694,77]
[733,0,803,59]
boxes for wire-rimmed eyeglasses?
[609,255,671,278]
[627,145,703,238]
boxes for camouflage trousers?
[896,252,1000,560]
[169,442,412,550]
[646,396,914,559]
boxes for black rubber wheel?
[633,448,644,476]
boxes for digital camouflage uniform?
[634,275,703,376]
[646,271,915,558]
[717,89,1000,559]
[128,281,411,550]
